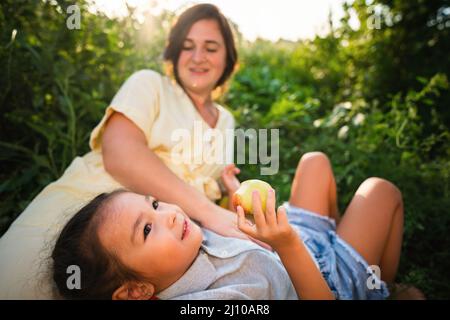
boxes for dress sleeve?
[89,69,161,150]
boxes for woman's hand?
[201,203,273,251]
[220,164,241,194]
[237,188,298,251]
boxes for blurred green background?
[0,0,449,298]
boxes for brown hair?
[51,189,147,299]
[163,3,238,90]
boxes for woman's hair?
[51,189,145,299]
[163,3,238,90]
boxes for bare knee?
[298,151,331,173]
[361,177,403,208]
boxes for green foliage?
[1,0,449,298]
[0,0,171,231]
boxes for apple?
[232,179,273,214]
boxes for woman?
[98,3,244,240]
[0,4,253,299]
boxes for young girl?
[52,152,403,300]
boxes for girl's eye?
[206,48,217,53]
[182,46,194,51]
[144,223,152,240]
[152,200,159,210]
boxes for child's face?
[98,192,203,291]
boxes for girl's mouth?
[181,219,189,240]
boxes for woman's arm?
[237,189,335,300]
[220,164,241,213]
[102,112,212,220]
[102,112,248,241]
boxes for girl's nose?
[163,210,177,228]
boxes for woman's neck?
[186,90,214,111]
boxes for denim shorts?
[283,202,390,300]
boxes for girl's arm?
[237,189,335,300]
[102,112,247,240]
[275,235,335,300]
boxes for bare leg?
[289,152,340,223]
[337,177,404,284]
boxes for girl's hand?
[237,188,298,251]
[202,204,273,251]
[221,164,241,194]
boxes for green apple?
[232,179,273,214]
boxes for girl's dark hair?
[51,189,145,299]
[163,3,238,90]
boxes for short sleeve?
[89,69,161,150]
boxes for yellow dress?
[0,69,235,299]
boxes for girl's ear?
[112,282,155,300]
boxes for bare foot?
[389,283,426,300]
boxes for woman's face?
[177,19,227,96]
[98,192,203,291]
